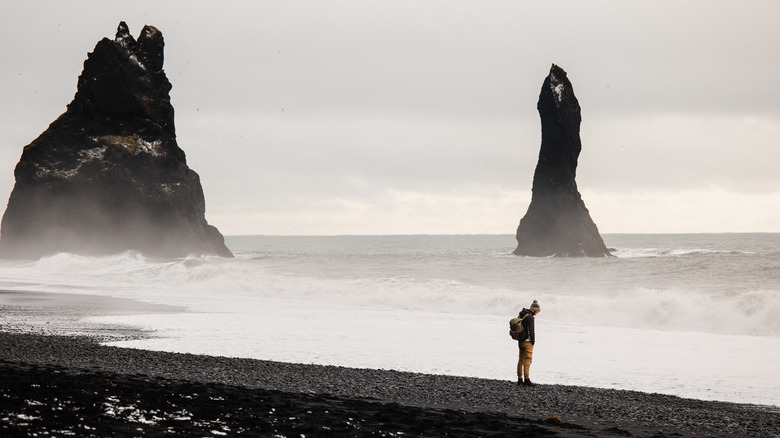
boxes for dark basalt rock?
[514,65,610,257]
[0,22,232,259]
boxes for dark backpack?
[509,314,529,341]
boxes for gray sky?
[2,1,779,235]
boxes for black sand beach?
[1,292,778,437]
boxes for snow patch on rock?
[550,71,565,103]
[92,135,164,157]
[127,53,148,71]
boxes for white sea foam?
[6,241,780,338]
[612,247,751,258]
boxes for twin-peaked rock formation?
[0,22,232,258]
[514,65,610,257]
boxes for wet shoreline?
[1,290,778,436]
[1,332,778,437]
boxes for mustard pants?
[517,341,534,380]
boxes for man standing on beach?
[517,300,541,386]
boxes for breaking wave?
[1,237,778,338]
[611,247,751,258]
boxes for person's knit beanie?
[529,300,541,312]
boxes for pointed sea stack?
[514,65,610,257]
[0,22,232,259]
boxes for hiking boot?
[517,379,524,386]
[523,379,536,387]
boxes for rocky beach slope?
[1,331,777,437]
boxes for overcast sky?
[2,1,779,235]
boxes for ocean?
[1,233,778,407]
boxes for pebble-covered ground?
[1,332,778,437]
